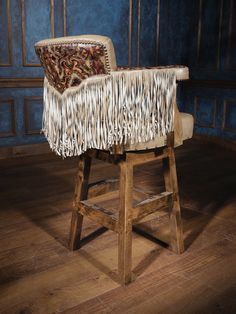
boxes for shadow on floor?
[1,140,236,280]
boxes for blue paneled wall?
[66,0,129,65]
[0,0,236,149]
[0,0,157,148]
[157,0,236,141]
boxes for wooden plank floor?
[0,139,236,313]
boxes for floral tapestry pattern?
[36,43,109,93]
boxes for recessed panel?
[197,0,222,68]
[24,97,43,134]
[0,99,15,137]
[0,0,11,65]
[227,1,236,69]
[140,0,157,66]
[54,0,65,37]
[223,100,236,132]
[66,0,129,65]
[23,0,53,65]
[158,0,200,66]
[195,97,216,128]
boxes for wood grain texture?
[69,144,176,286]
[163,147,184,254]
[118,161,133,285]
[0,139,236,313]
[79,200,118,232]
[69,155,91,250]
[88,179,119,199]
[132,191,172,223]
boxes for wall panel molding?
[194,96,216,128]
[0,99,16,137]
[222,99,236,133]
[155,0,160,65]
[0,78,43,88]
[196,0,202,66]
[136,0,141,66]
[21,0,55,67]
[128,0,133,66]
[196,0,223,69]
[0,0,12,66]
[217,0,223,70]
[63,0,67,36]
[226,0,236,70]
[50,0,55,39]
[24,96,43,135]
[0,142,50,159]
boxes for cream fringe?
[43,69,176,157]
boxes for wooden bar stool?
[69,133,184,284]
[69,133,184,285]
[35,34,193,285]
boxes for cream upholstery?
[125,112,194,151]
[181,113,194,141]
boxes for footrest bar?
[132,191,173,223]
[88,179,119,198]
[79,200,118,232]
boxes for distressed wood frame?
[69,132,184,285]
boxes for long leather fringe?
[42,69,176,157]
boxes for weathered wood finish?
[162,147,184,254]
[126,149,169,166]
[118,161,133,285]
[88,179,119,199]
[69,154,91,250]
[69,132,183,284]
[87,149,123,165]
[132,191,173,223]
[80,200,118,232]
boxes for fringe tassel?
[42,69,176,157]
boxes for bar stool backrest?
[35,35,117,93]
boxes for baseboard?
[1,135,235,160]
[0,142,52,159]
[193,134,236,152]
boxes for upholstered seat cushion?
[181,112,194,141]
[125,112,194,151]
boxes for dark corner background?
[0,0,236,151]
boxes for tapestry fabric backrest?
[35,35,117,93]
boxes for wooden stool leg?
[69,154,91,250]
[162,148,184,254]
[118,161,133,285]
